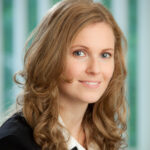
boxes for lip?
[79,80,101,88]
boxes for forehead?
[70,22,115,50]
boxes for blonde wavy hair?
[14,0,128,149]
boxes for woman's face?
[59,22,115,104]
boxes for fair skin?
[58,22,115,147]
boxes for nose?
[86,57,101,75]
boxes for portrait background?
[0,0,150,150]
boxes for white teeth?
[85,82,98,85]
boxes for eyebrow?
[70,45,88,49]
[70,45,114,51]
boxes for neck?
[58,95,88,146]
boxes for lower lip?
[79,81,100,88]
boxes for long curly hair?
[14,0,128,149]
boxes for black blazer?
[0,113,79,150]
[0,113,41,150]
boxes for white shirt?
[58,116,97,150]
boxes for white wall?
[137,0,150,150]
[37,0,51,22]
[12,0,27,100]
[111,0,128,37]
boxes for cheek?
[104,63,114,81]
[63,60,85,79]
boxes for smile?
[79,80,101,88]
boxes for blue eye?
[73,50,85,56]
[101,52,111,58]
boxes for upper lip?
[79,80,101,83]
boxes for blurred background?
[0,0,150,150]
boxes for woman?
[0,0,127,150]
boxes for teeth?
[85,82,98,85]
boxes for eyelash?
[73,50,85,57]
[101,52,112,58]
[72,50,112,58]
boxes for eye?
[73,50,85,57]
[101,52,112,58]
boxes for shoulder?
[0,112,40,150]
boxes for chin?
[79,94,102,104]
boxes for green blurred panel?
[3,0,13,111]
[102,0,112,10]
[52,0,60,5]
[3,0,12,53]
[128,0,137,147]
[27,0,37,34]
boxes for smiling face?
[58,22,115,104]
